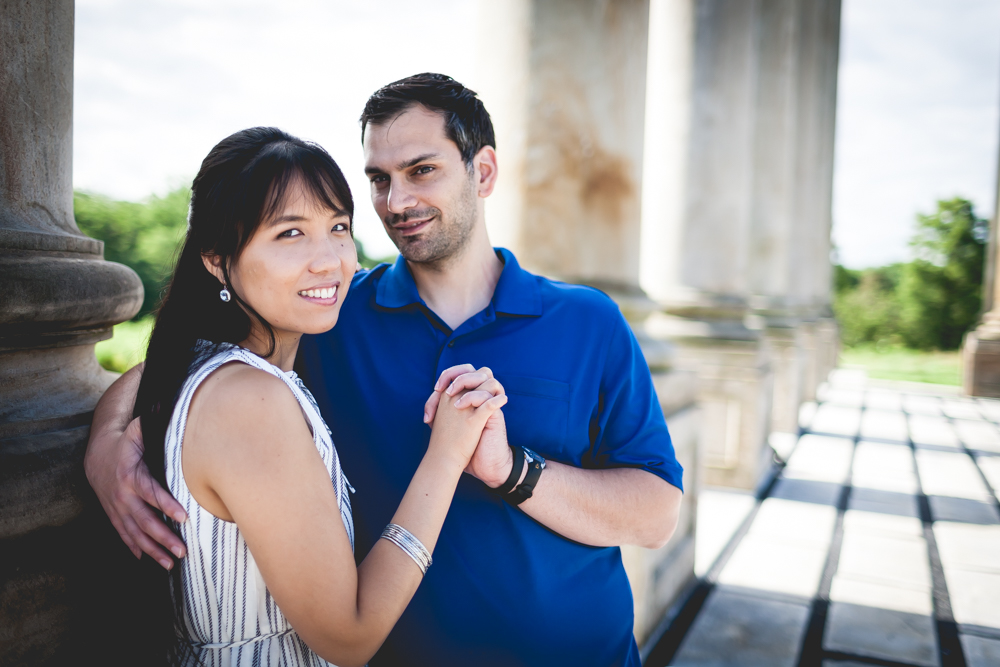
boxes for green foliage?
[896,198,987,350]
[95,316,154,373]
[834,265,905,347]
[833,197,987,351]
[75,188,190,318]
[355,238,396,269]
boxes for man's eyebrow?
[364,153,441,176]
[399,153,440,170]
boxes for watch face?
[522,447,546,468]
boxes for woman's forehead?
[268,176,347,222]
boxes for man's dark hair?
[360,72,495,166]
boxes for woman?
[133,126,505,666]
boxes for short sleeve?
[589,310,684,492]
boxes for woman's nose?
[310,237,344,273]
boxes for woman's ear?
[201,253,225,284]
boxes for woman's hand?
[426,366,507,469]
[422,365,505,425]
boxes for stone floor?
[645,370,1000,667]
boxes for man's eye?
[416,166,434,175]
[370,174,388,184]
[278,229,303,238]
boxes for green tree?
[833,264,904,347]
[897,198,987,350]
[75,188,189,318]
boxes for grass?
[839,344,962,386]
[95,316,154,373]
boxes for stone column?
[476,0,699,646]
[642,0,775,491]
[792,0,842,399]
[747,0,842,428]
[748,0,806,435]
[963,122,1000,396]
[0,1,144,661]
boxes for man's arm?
[425,366,682,549]
[84,363,188,569]
[494,447,681,549]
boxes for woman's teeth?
[299,288,335,299]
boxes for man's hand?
[85,412,188,570]
[424,365,514,488]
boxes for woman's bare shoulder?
[187,361,310,457]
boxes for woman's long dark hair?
[133,126,354,663]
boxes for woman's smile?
[298,283,341,304]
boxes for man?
[86,73,683,666]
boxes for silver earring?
[219,287,231,302]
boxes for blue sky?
[833,0,1000,268]
[73,0,1000,267]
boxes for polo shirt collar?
[374,247,542,317]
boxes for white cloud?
[832,0,1000,268]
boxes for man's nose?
[386,179,418,216]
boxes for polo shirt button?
[447,340,455,348]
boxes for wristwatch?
[494,444,526,496]
[508,446,546,506]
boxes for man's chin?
[395,238,437,263]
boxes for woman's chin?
[299,314,341,335]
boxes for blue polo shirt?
[296,248,682,667]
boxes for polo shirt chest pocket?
[497,375,570,457]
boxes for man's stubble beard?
[391,172,478,270]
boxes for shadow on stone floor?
[643,371,1000,667]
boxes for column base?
[648,313,774,491]
[766,324,806,434]
[963,328,1000,397]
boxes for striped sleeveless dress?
[164,343,354,666]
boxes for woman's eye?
[332,223,349,233]
[278,229,303,238]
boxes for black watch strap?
[508,456,544,506]
[493,444,525,495]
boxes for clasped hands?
[423,364,514,490]
[86,363,515,571]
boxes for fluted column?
[476,0,699,646]
[642,0,775,491]
[0,1,144,661]
[791,0,842,400]
[747,0,841,429]
[963,113,1000,396]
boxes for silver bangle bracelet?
[380,523,433,575]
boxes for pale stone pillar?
[0,1,144,660]
[963,115,1000,396]
[476,0,699,646]
[642,0,775,491]
[747,0,841,428]
[792,0,842,397]
[749,0,806,434]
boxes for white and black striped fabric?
[164,343,354,666]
